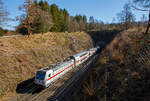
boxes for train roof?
[90,48,97,51]
[90,48,96,50]
[39,59,73,72]
[37,51,90,72]
[39,64,55,72]
[73,51,89,58]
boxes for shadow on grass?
[16,77,44,94]
[47,55,97,101]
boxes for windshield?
[36,71,46,80]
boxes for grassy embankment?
[75,27,150,101]
[0,32,93,100]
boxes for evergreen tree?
[39,0,51,13]
[0,27,4,36]
[59,9,69,32]
[82,15,87,31]
[50,4,61,32]
[74,15,82,22]
[74,15,85,31]
[88,16,95,30]
[33,0,38,7]
[83,15,87,24]
[89,16,94,23]
[17,1,89,34]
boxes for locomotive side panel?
[34,46,99,88]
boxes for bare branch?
[131,4,149,11]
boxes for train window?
[36,71,46,80]
[80,53,87,57]
[49,74,51,77]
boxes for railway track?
[29,65,83,101]
[9,60,82,101]
[9,52,100,101]
[48,54,100,101]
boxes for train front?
[34,70,46,87]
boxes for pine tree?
[50,4,61,32]
[82,15,87,31]
[17,1,89,34]
[88,16,95,30]
[74,15,83,31]
[59,9,69,32]
[39,0,51,13]
[33,0,38,6]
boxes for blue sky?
[3,0,149,30]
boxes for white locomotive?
[34,47,100,87]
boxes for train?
[34,46,101,88]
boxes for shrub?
[0,27,4,36]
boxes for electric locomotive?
[34,51,91,87]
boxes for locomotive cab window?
[36,71,46,80]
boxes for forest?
[0,0,149,36]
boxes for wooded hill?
[16,0,89,35]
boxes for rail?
[47,52,100,101]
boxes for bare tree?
[141,14,148,27]
[117,3,135,30]
[67,16,80,32]
[131,0,150,34]
[17,0,53,35]
[17,0,35,35]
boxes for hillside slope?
[0,32,93,100]
[75,28,150,101]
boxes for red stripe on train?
[46,54,90,81]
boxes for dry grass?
[105,27,145,62]
[0,32,93,100]
[75,27,150,101]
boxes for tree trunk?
[145,10,150,34]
